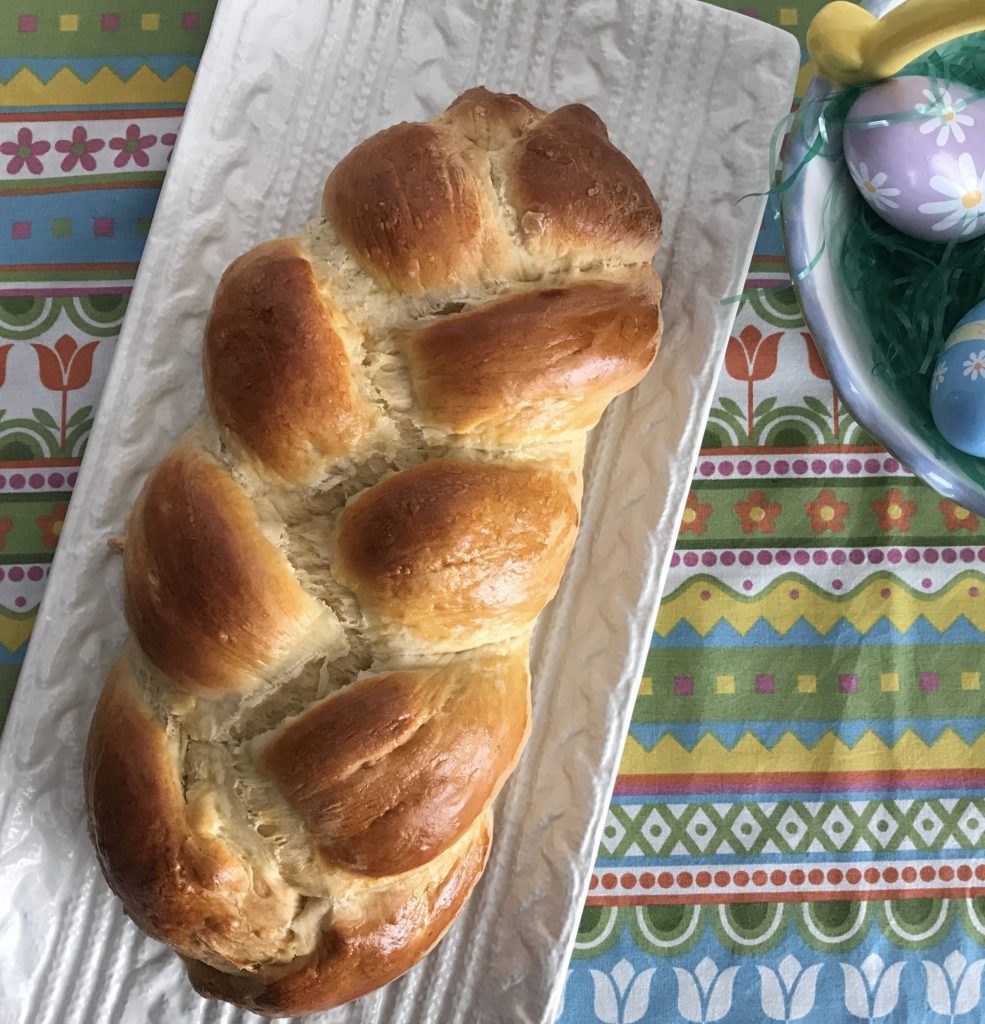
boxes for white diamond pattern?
[913,805,944,847]
[776,806,808,850]
[866,805,899,849]
[820,806,853,850]
[684,807,717,852]
[958,805,985,846]
[642,808,672,854]
[608,800,985,860]
[598,810,626,855]
[731,806,762,851]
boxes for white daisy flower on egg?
[848,161,901,211]
[963,351,985,381]
[919,152,985,235]
[916,88,974,146]
[933,362,948,391]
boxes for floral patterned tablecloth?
[0,0,213,722]
[4,3,985,1022]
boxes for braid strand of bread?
[83,88,662,1017]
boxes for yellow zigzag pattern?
[0,66,195,107]
[620,728,985,775]
[656,572,984,637]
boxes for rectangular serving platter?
[0,2,798,1022]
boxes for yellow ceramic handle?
[808,0,985,86]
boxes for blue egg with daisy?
[930,300,985,455]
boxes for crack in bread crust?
[83,86,662,1016]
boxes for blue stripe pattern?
[0,188,160,262]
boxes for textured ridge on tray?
[0,1,799,1022]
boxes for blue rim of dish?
[780,0,985,517]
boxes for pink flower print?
[161,131,177,163]
[1,127,50,175]
[54,126,105,172]
[108,123,158,168]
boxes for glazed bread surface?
[84,87,662,1016]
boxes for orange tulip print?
[724,326,783,438]
[803,332,841,439]
[32,334,98,448]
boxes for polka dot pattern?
[694,453,908,480]
[587,862,985,896]
[0,470,76,492]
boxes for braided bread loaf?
[83,88,662,1016]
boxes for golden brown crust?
[123,442,330,692]
[441,86,540,150]
[87,87,663,1016]
[84,659,297,970]
[403,267,662,443]
[262,651,529,877]
[508,103,662,262]
[203,239,372,483]
[86,657,493,1010]
[335,459,579,649]
[322,122,508,293]
[185,814,491,1017]
[322,91,659,294]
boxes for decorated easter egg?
[843,76,985,243]
[930,300,985,456]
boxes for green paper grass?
[837,204,985,412]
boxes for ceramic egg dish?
[782,0,985,516]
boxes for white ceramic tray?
[0,2,798,1022]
